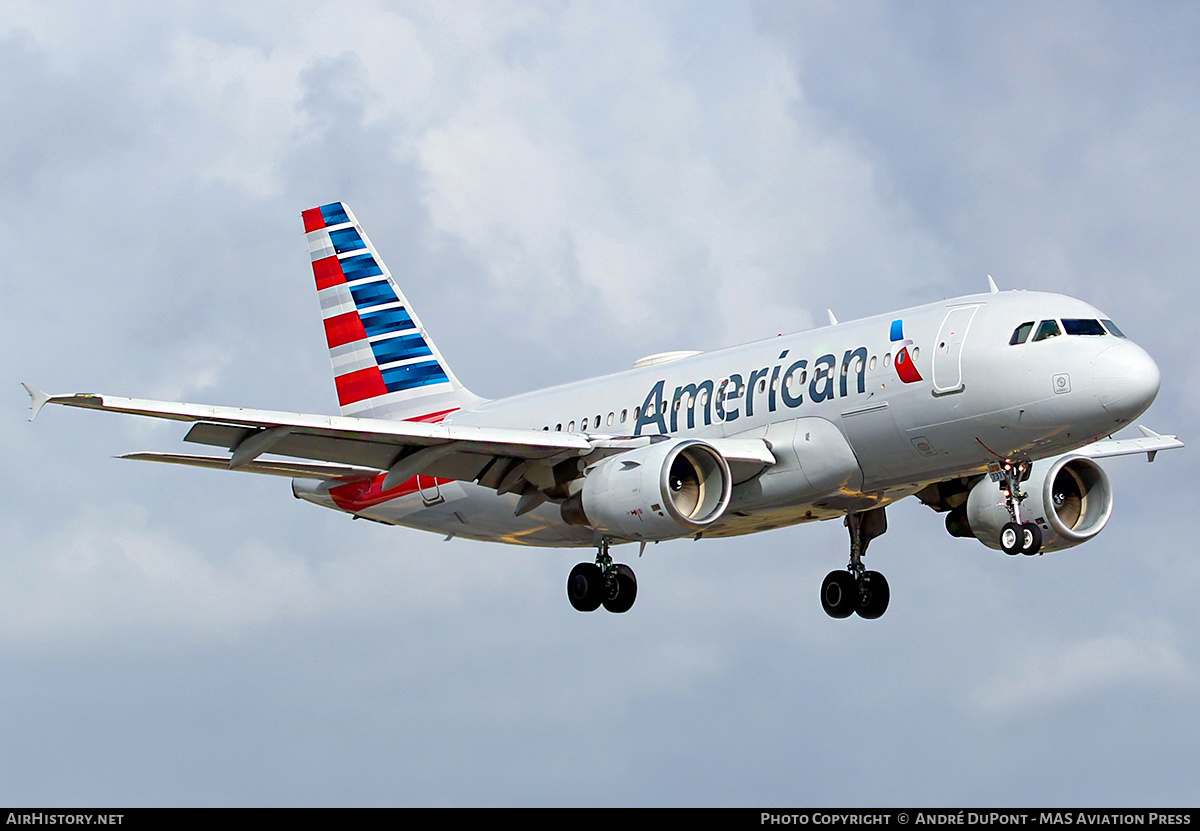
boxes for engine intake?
[561,439,732,541]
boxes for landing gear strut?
[567,538,638,613]
[821,506,891,620]
[990,459,1042,556]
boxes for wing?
[1073,425,1184,463]
[25,384,592,490]
[23,384,775,497]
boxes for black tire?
[602,564,638,614]
[1020,522,1043,556]
[1000,521,1023,556]
[856,571,890,619]
[567,562,604,612]
[821,570,857,619]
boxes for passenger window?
[1062,319,1106,336]
[1009,321,1034,345]
[620,409,628,423]
[607,412,614,426]
[1032,320,1061,342]
[1101,319,1127,338]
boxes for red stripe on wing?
[403,408,459,424]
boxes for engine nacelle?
[958,454,1114,552]
[561,438,732,541]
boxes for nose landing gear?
[567,538,638,613]
[821,506,891,620]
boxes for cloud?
[971,625,1195,713]
[0,503,325,644]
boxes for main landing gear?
[821,506,890,620]
[990,459,1042,556]
[567,538,638,614]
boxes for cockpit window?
[1009,321,1034,345]
[1062,318,1106,336]
[1031,320,1061,342]
[1101,319,1127,338]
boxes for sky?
[2,0,1198,808]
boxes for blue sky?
[2,1,1197,806]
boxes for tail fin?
[302,202,482,421]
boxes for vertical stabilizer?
[302,202,482,421]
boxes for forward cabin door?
[931,305,980,395]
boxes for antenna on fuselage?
[827,309,838,325]
[987,275,999,294]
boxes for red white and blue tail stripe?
[303,202,479,421]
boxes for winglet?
[1137,425,1179,462]
[987,275,999,294]
[22,382,51,422]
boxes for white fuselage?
[295,290,1160,547]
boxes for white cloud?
[410,2,948,345]
[0,504,324,643]
[971,626,1195,713]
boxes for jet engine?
[950,454,1114,552]
[560,438,732,541]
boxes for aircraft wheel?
[1000,522,1023,556]
[1019,522,1042,556]
[567,562,605,612]
[821,570,857,619]
[856,570,890,619]
[602,564,638,614]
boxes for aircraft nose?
[1092,341,1161,421]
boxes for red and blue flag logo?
[890,319,923,384]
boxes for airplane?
[24,201,1183,619]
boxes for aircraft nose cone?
[1093,342,1160,421]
